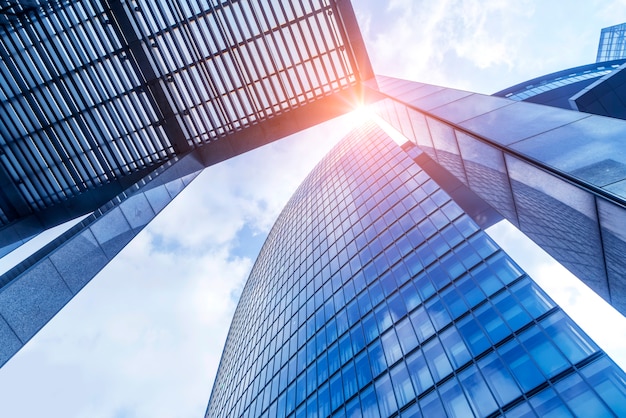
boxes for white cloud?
[0,226,251,417]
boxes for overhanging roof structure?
[0,0,372,241]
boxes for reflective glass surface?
[207,121,626,417]
[369,76,626,314]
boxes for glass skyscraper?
[207,121,626,417]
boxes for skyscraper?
[1,1,615,416]
[207,121,626,417]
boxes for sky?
[1,1,626,417]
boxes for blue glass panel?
[458,365,498,416]
[471,263,503,296]
[555,373,612,417]
[381,329,403,365]
[368,340,387,378]
[338,333,353,364]
[456,273,486,307]
[306,394,317,418]
[419,390,446,417]
[539,311,597,364]
[478,352,522,405]
[329,372,344,411]
[440,285,468,319]
[285,382,296,415]
[327,343,340,376]
[344,395,360,418]
[406,349,434,394]
[529,387,574,417]
[400,403,422,418]
[387,293,407,322]
[400,282,421,312]
[296,373,307,406]
[342,361,358,400]
[316,354,328,388]
[493,291,532,331]
[457,315,490,356]
[440,327,471,368]
[474,303,511,344]
[409,306,435,342]
[498,339,545,392]
[426,298,452,330]
[362,313,379,344]
[423,338,453,382]
[395,317,418,355]
[439,378,474,418]
[360,385,381,418]
[355,351,372,389]
[519,326,569,377]
[374,303,393,333]
[581,357,626,416]
[390,362,415,408]
[375,373,398,417]
[512,278,554,318]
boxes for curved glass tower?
[207,121,626,417]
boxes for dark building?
[1,1,626,416]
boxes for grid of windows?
[597,23,626,62]
[207,121,626,417]
[0,0,360,225]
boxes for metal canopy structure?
[0,0,372,239]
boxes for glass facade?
[368,75,626,316]
[597,22,626,62]
[206,121,626,417]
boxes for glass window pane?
[519,326,568,377]
[409,306,435,342]
[361,384,381,418]
[478,352,522,406]
[555,374,611,417]
[381,329,403,365]
[440,327,471,368]
[498,339,545,392]
[459,365,498,416]
[539,311,597,364]
[395,317,418,355]
[580,357,626,416]
[419,390,446,417]
[375,373,398,417]
[406,349,434,394]
[529,388,574,418]
[423,338,452,382]
[390,362,415,409]
[368,340,388,378]
[439,378,474,418]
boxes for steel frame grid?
[0,0,173,212]
[124,0,356,143]
[0,0,367,231]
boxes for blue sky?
[1,1,626,417]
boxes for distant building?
[597,22,626,62]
